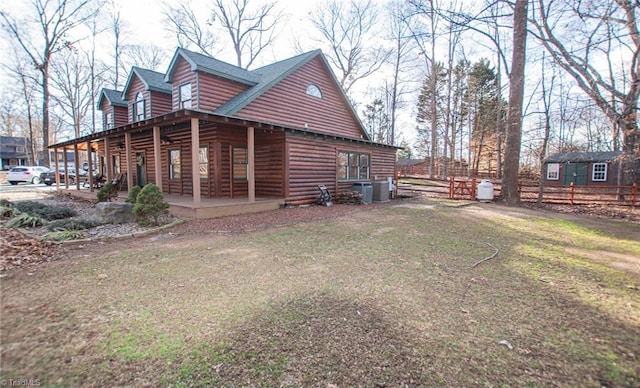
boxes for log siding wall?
[150,91,172,117]
[237,57,365,139]
[197,72,248,111]
[285,133,396,204]
[170,59,196,110]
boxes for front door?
[563,163,587,185]
[136,152,146,187]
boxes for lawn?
[1,197,639,386]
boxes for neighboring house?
[543,151,622,186]
[397,159,427,176]
[0,136,31,169]
[49,47,398,217]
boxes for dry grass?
[1,196,639,386]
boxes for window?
[179,83,192,109]
[232,146,247,180]
[134,92,145,121]
[105,112,113,130]
[112,155,120,174]
[306,84,322,98]
[592,163,607,181]
[546,163,559,180]
[338,151,370,180]
[169,149,181,180]
[199,146,208,180]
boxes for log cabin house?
[49,47,399,218]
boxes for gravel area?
[25,196,166,239]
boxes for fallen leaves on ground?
[0,226,59,272]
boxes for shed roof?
[544,151,622,163]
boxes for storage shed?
[543,151,621,186]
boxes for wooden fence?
[399,177,637,206]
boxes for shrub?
[133,183,169,226]
[97,182,118,202]
[42,230,85,241]
[126,185,142,204]
[7,214,44,228]
[13,201,76,220]
[0,206,15,219]
[0,198,13,207]
[47,218,101,231]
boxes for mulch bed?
[523,202,640,224]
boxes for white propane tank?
[477,179,494,202]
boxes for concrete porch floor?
[57,186,284,219]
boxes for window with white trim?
[338,151,370,180]
[546,163,559,180]
[134,92,145,122]
[179,83,192,109]
[592,163,607,181]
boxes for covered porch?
[48,110,290,218]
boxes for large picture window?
[233,146,248,181]
[169,149,181,180]
[546,163,559,180]
[199,146,208,180]
[338,151,370,180]
[179,83,192,109]
[592,163,607,181]
[134,92,145,122]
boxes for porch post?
[153,126,162,191]
[87,140,94,191]
[58,147,64,187]
[53,148,60,189]
[191,118,201,207]
[105,137,112,182]
[125,132,133,190]
[247,126,255,202]
[71,143,80,190]
[73,144,80,189]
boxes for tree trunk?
[500,0,528,204]
[41,67,50,166]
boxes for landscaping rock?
[94,202,135,224]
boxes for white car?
[7,166,51,185]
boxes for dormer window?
[105,112,113,130]
[134,92,145,121]
[179,83,192,109]
[306,84,322,99]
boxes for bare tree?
[529,0,640,185]
[310,0,391,95]
[500,0,528,204]
[123,44,169,71]
[50,48,94,138]
[1,49,42,164]
[1,0,99,166]
[163,0,218,57]
[407,0,441,178]
[386,0,418,146]
[164,0,282,69]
